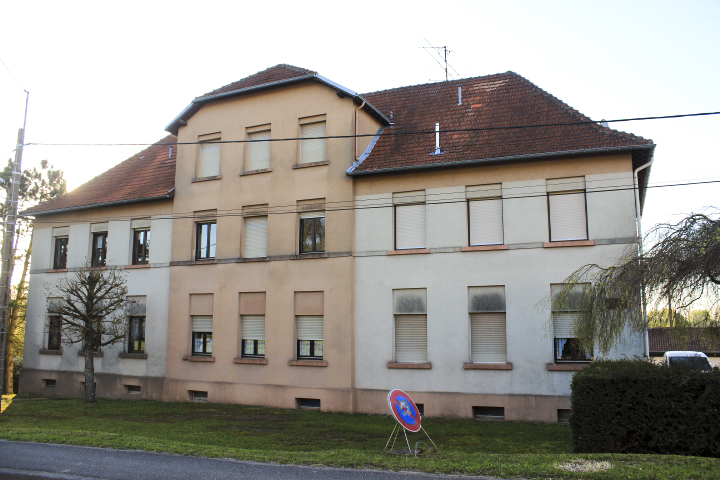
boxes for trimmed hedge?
[570,358,720,457]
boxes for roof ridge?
[197,64,317,100]
[361,71,510,97]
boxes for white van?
[663,351,712,371]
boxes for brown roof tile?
[195,64,316,100]
[649,327,720,355]
[22,135,177,216]
[352,71,653,174]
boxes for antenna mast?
[420,39,458,81]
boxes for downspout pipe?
[355,100,366,161]
[633,157,654,357]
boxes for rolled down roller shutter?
[469,198,503,245]
[553,312,579,338]
[247,130,271,171]
[297,316,323,340]
[192,315,213,333]
[470,313,507,363]
[395,204,426,249]
[300,122,326,164]
[395,315,427,362]
[244,216,268,258]
[548,192,587,241]
[241,315,265,340]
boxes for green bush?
[570,358,720,457]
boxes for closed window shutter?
[470,313,507,362]
[300,122,326,164]
[396,204,426,249]
[198,142,220,177]
[247,130,271,171]
[553,312,579,338]
[549,192,587,241]
[297,316,323,340]
[395,315,427,362]
[469,199,503,245]
[244,216,268,258]
[192,315,213,333]
[241,315,265,340]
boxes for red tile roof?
[351,71,653,174]
[195,64,316,100]
[22,135,176,216]
[649,327,720,355]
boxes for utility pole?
[0,90,28,395]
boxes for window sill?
[183,355,215,362]
[298,252,327,258]
[191,175,222,183]
[462,245,509,252]
[288,359,328,367]
[543,240,595,248]
[387,362,432,369]
[39,349,62,355]
[387,249,431,256]
[464,362,512,370]
[78,351,103,357]
[45,268,68,273]
[119,353,148,359]
[192,259,217,265]
[125,264,150,269]
[292,160,329,169]
[240,168,272,176]
[87,266,108,271]
[547,362,590,371]
[233,357,268,365]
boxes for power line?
[26,177,720,225]
[0,57,27,93]
[24,111,720,148]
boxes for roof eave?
[20,193,174,218]
[165,74,390,135]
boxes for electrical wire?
[0,57,27,93]
[22,111,720,147]
[25,177,720,225]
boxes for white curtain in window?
[470,313,507,363]
[191,315,213,333]
[395,204,426,249]
[300,122,326,164]
[198,142,221,177]
[247,130,271,171]
[469,198,503,245]
[549,192,587,241]
[241,315,265,340]
[244,216,268,258]
[297,316,323,340]
[395,315,427,362]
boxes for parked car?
[663,351,712,371]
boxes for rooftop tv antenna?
[420,38,460,81]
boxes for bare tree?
[47,266,131,403]
[552,210,720,355]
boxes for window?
[128,316,145,354]
[299,212,325,253]
[299,120,326,164]
[48,315,62,350]
[551,284,592,362]
[393,289,427,362]
[132,229,150,264]
[244,215,268,258]
[469,286,507,363]
[196,222,217,260]
[191,315,213,355]
[547,177,588,241]
[91,232,107,267]
[197,136,221,178]
[467,184,504,246]
[53,237,68,269]
[246,128,271,171]
[297,316,323,359]
[394,191,426,250]
[241,315,265,357]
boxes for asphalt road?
[0,441,510,480]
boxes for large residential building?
[20,65,654,422]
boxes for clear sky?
[1,0,718,232]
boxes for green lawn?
[1,395,718,479]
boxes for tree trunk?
[3,232,31,393]
[83,331,96,403]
